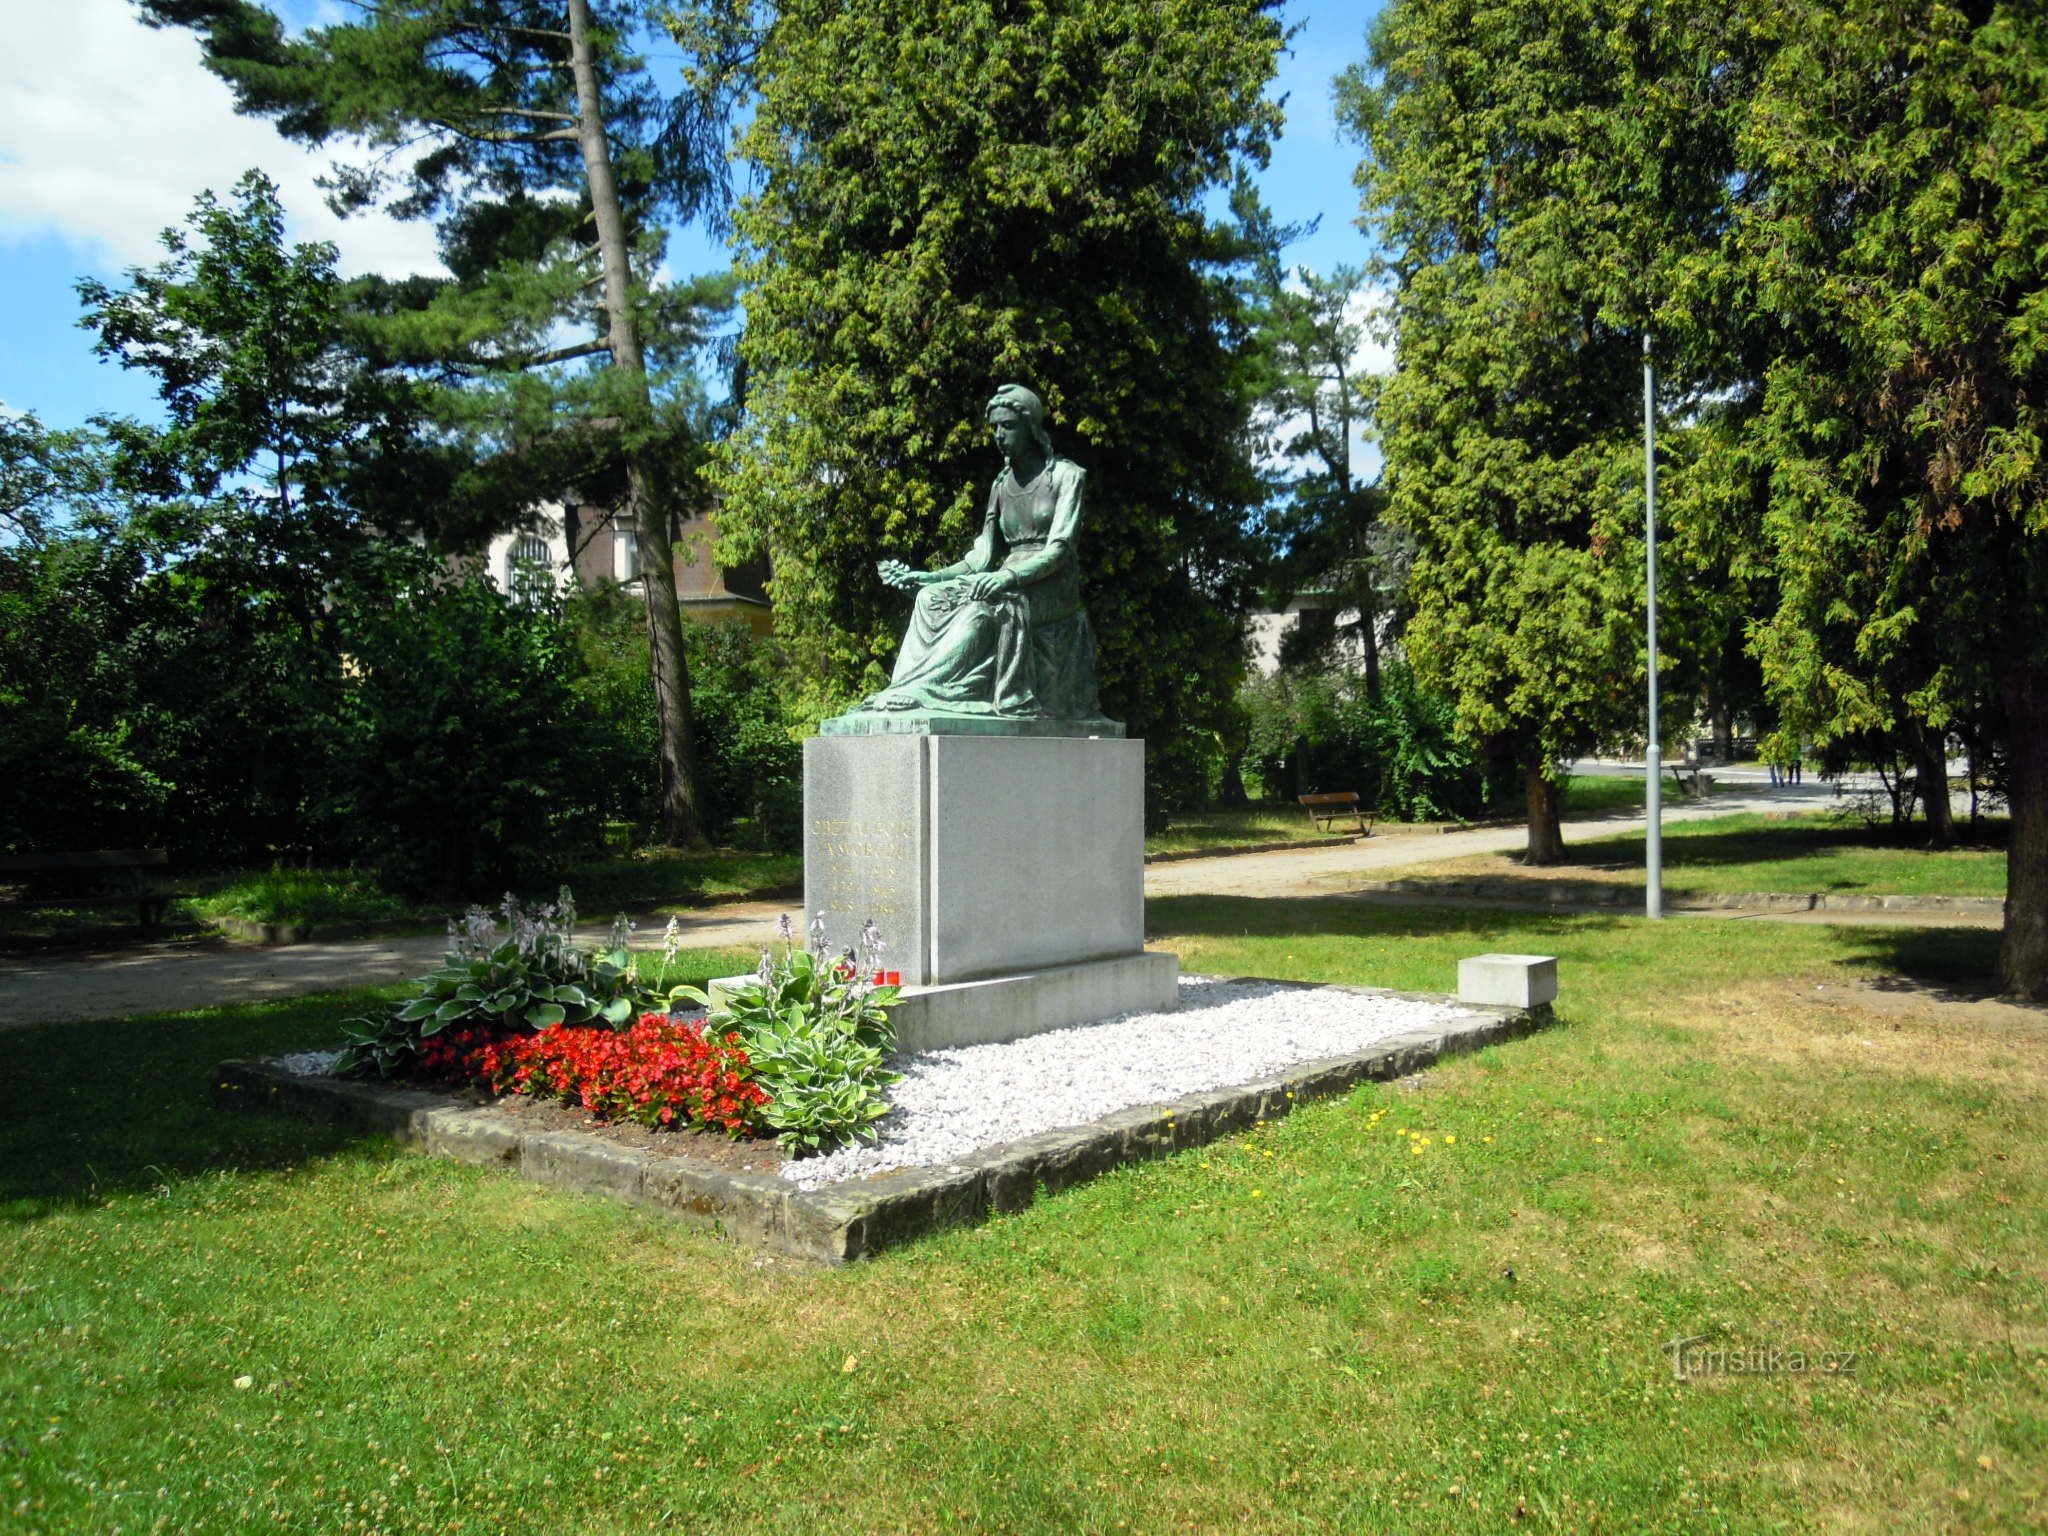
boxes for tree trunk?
[1218,753,1249,807]
[1913,718,1954,851]
[1710,692,1734,762]
[569,0,704,847]
[1999,660,2048,1000]
[1523,757,1564,865]
[1359,588,1382,701]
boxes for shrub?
[671,914,899,1154]
[328,576,609,900]
[1240,660,1501,821]
[565,589,803,849]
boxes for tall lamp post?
[1643,332,1663,920]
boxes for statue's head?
[985,383,1053,458]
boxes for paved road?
[0,781,1942,1029]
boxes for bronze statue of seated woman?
[855,383,1109,724]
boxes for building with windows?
[484,502,772,632]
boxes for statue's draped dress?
[862,455,1103,717]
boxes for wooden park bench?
[0,849,182,930]
[1298,791,1376,838]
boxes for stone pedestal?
[803,728,1178,1048]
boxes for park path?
[0,780,1907,1030]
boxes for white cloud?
[0,0,442,278]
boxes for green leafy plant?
[335,890,648,1079]
[332,1006,422,1082]
[670,914,899,1154]
[744,1017,893,1155]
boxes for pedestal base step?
[890,951,1180,1053]
[709,951,1181,1056]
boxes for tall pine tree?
[143,0,739,845]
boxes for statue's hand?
[968,571,1015,601]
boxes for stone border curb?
[214,988,1541,1265]
[1340,876,2001,916]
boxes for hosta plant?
[336,890,649,1078]
[670,913,899,1153]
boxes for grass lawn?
[1393,812,2009,900]
[5,903,2043,1533]
[558,847,802,909]
[1556,772,1652,819]
[0,855,809,947]
[186,867,418,928]
[1149,786,1661,857]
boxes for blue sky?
[0,0,1382,433]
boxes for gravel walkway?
[785,975,1475,1188]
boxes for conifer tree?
[709,0,1283,813]
[1339,0,1754,861]
[1731,0,2048,994]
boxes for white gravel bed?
[276,1048,342,1077]
[784,975,1477,1189]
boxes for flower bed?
[336,893,899,1156]
[416,1014,769,1136]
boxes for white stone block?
[1457,953,1558,1009]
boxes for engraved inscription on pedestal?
[803,736,929,983]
